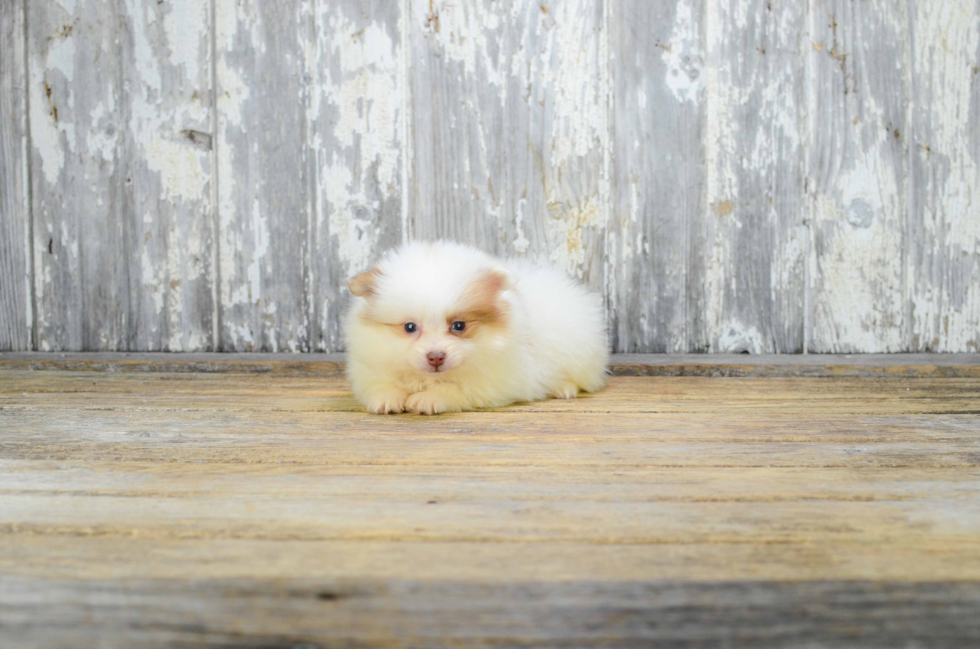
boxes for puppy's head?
[347,253,512,377]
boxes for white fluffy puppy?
[344,240,608,414]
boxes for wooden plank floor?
[1,355,979,647]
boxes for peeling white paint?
[247,196,269,305]
[229,324,256,349]
[215,0,263,53]
[17,0,979,354]
[325,23,399,193]
[543,2,603,167]
[775,228,806,304]
[513,197,529,254]
[814,152,906,353]
[717,321,765,354]
[217,135,238,312]
[323,159,376,276]
[420,0,504,87]
[45,24,76,82]
[163,0,207,76]
[548,196,599,278]
[809,0,910,353]
[700,0,808,352]
[317,3,402,277]
[120,0,213,351]
[215,0,247,323]
[85,100,116,162]
[732,0,751,31]
[663,0,703,105]
[126,0,162,94]
[30,31,77,184]
[142,246,164,316]
[909,1,980,351]
[703,0,737,350]
[216,59,250,128]
[145,134,208,202]
[29,76,65,185]
[398,0,412,242]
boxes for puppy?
[344,240,608,414]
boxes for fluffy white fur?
[344,240,609,414]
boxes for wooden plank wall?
[0,1,32,351]
[1,0,978,353]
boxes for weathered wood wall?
[1,0,978,353]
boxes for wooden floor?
[1,354,979,648]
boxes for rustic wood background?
[3,357,980,645]
[1,0,978,353]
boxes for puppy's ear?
[455,267,513,326]
[479,267,512,294]
[348,267,381,298]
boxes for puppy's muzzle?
[426,351,446,370]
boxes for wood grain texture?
[3,372,979,417]
[2,534,979,583]
[0,0,31,351]
[27,0,128,351]
[1,369,979,645]
[3,578,979,648]
[5,0,980,354]
[807,0,910,352]
[120,0,214,352]
[697,0,806,353]
[608,0,702,352]
[214,0,312,351]
[309,0,404,351]
[908,0,980,353]
[409,0,607,291]
[2,351,980,378]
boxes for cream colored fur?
[344,240,608,414]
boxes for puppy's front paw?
[406,391,453,415]
[552,381,579,400]
[365,392,407,414]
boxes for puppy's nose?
[426,351,446,368]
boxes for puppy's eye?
[404,322,418,333]
[451,321,466,332]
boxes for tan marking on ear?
[348,267,381,297]
[481,268,511,293]
[452,268,511,331]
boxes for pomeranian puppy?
[344,240,608,414]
